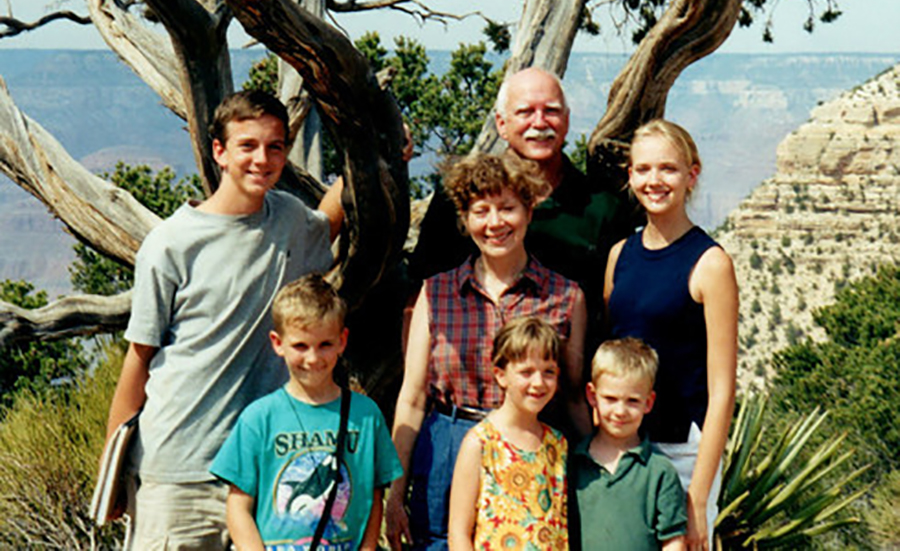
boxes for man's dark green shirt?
[569,436,687,551]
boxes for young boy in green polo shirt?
[569,338,688,551]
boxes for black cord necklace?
[281,386,309,436]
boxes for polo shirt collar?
[455,255,551,299]
[574,435,653,468]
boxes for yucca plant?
[715,392,870,549]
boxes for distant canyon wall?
[717,63,900,386]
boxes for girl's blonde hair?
[629,119,702,200]
[630,119,702,173]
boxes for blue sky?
[2,1,899,54]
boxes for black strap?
[310,387,350,551]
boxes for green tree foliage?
[360,33,503,160]
[354,32,389,69]
[569,134,590,175]
[482,19,511,52]
[749,251,763,270]
[244,52,278,94]
[769,264,900,542]
[69,163,202,295]
[0,340,125,548]
[0,281,86,405]
[360,34,497,196]
[414,42,502,157]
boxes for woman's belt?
[432,400,488,422]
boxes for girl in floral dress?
[447,317,568,551]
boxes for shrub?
[769,265,900,544]
[716,394,868,549]
[864,470,900,547]
[0,280,86,407]
[0,340,126,549]
[750,252,763,270]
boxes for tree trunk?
[279,0,326,181]
[0,293,131,347]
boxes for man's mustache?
[523,128,557,140]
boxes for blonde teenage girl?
[604,120,738,551]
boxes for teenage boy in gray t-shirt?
[103,90,343,550]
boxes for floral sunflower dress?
[472,419,568,550]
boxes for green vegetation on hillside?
[765,264,900,547]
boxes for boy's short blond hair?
[271,274,347,334]
[591,337,658,388]
[443,152,549,216]
[492,316,560,370]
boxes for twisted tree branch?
[0,77,159,265]
[585,0,742,204]
[589,0,742,156]
[0,76,158,344]
[0,11,91,39]
[326,0,466,24]
[87,0,186,120]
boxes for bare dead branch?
[88,0,186,120]
[0,10,91,39]
[0,293,131,348]
[326,0,467,25]
[0,77,159,266]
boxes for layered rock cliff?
[716,64,900,388]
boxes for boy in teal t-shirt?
[211,275,402,550]
[569,338,687,551]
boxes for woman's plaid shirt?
[425,256,580,410]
